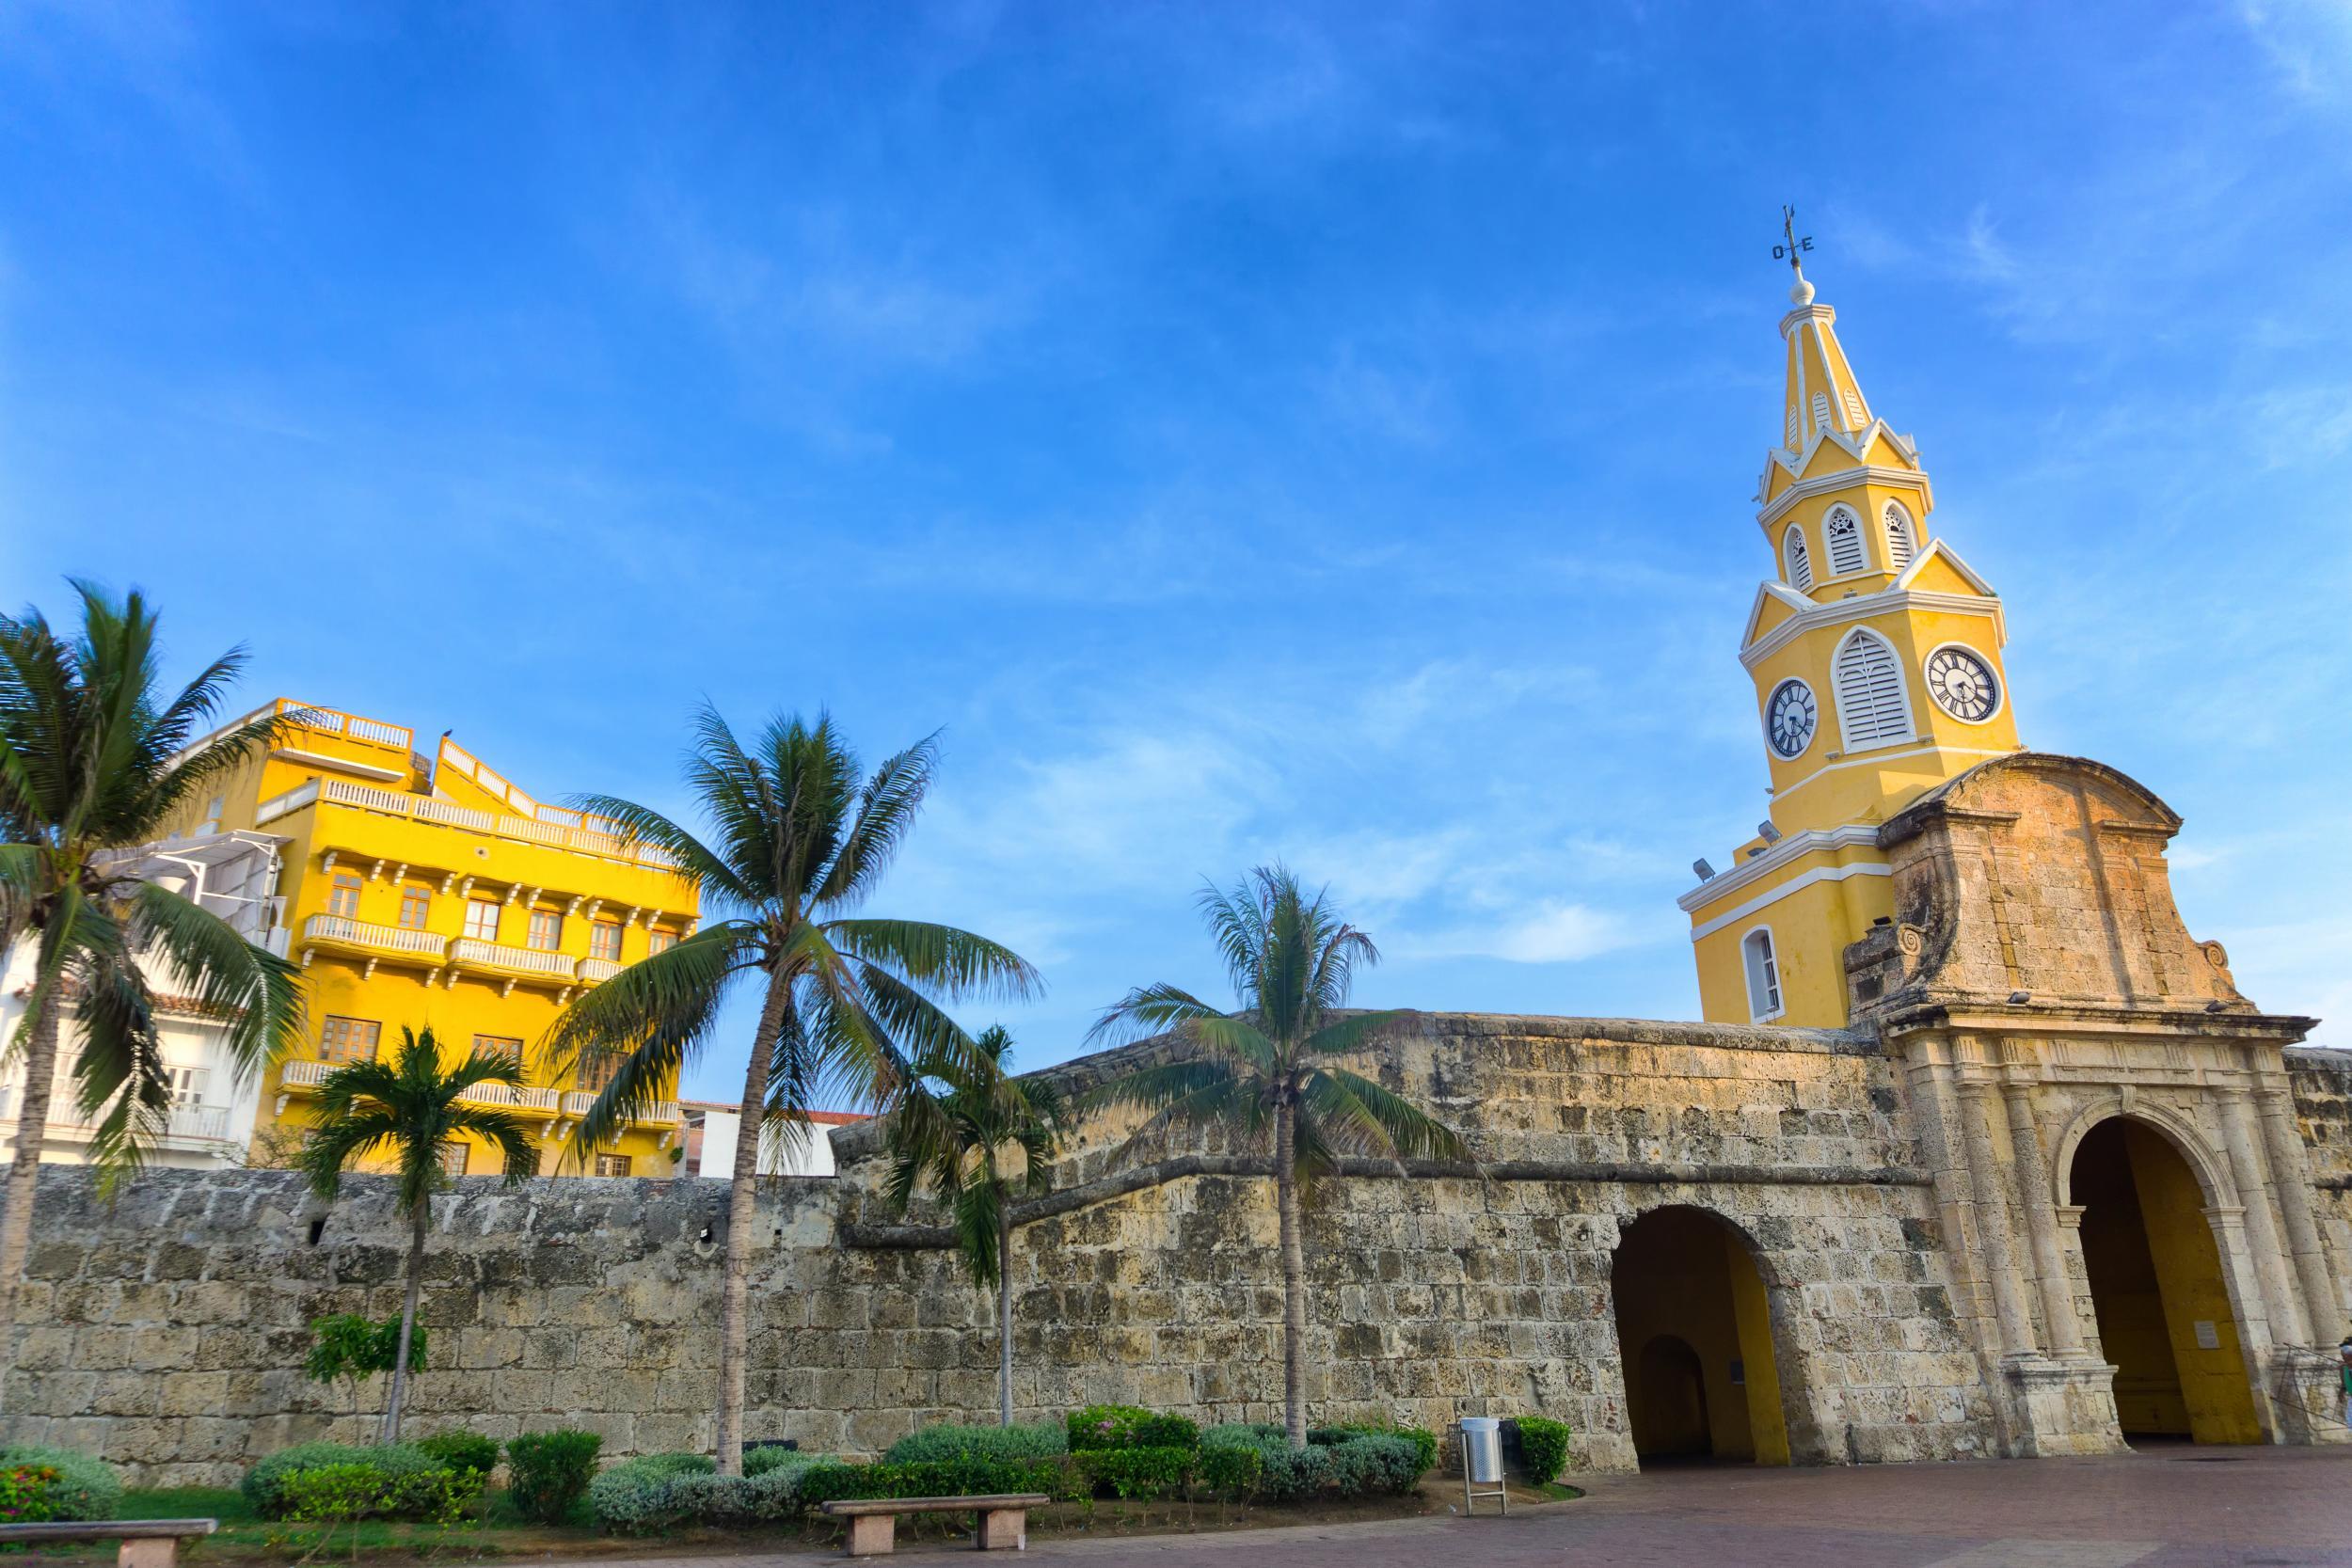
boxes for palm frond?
[544,922,753,1155]
[1305,1066,1469,1165]
[126,880,305,1079]
[1085,981,1227,1048]
[819,733,938,907]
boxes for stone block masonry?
[1,1013,2042,1485]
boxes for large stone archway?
[1608,1205,1791,1468]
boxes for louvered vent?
[1812,391,1835,435]
[1786,406,1801,447]
[1884,504,1915,569]
[1784,526,1813,592]
[1824,508,1866,576]
[1834,631,1913,750]
[1842,389,1867,426]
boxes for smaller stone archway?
[2067,1116,2263,1445]
[1609,1206,1792,1467]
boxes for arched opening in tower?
[1609,1205,1790,1467]
[2070,1117,2261,1445]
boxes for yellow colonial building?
[163,699,697,1176]
[1681,261,2024,1028]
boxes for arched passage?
[2069,1117,2261,1444]
[1610,1206,1791,1466]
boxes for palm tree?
[884,1024,1065,1427]
[0,582,303,1361]
[297,1026,536,1443]
[543,706,1039,1475]
[1089,866,1467,1449]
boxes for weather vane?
[1773,205,1815,276]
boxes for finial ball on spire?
[1774,204,1817,304]
[1790,277,1815,306]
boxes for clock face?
[1925,646,2000,722]
[1766,678,1817,759]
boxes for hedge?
[242,1443,440,1518]
[1075,1445,1191,1501]
[587,1452,715,1535]
[1067,1405,1198,1452]
[1199,1425,1423,1500]
[274,1463,481,1527]
[414,1432,499,1480]
[0,1448,119,1522]
[885,1422,1066,1465]
[1513,1417,1573,1485]
[505,1430,601,1524]
[795,1457,1070,1508]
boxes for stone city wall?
[2290,1046,2352,1332]
[12,1015,2345,1485]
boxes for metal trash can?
[1458,1417,1507,1514]
[1459,1418,1503,1483]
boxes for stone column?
[1956,1079,2036,1356]
[2217,1088,2309,1350]
[2002,1079,2086,1358]
[2255,1082,2344,1342]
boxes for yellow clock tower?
[1681,254,2024,1027]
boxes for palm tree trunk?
[0,982,65,1380]
[717,974,786,1477]
[997,1204,1014,1428]
[380,1199,428,1444]
[1274,1097,1307,1450]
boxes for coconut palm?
[543,706,1039,1474]
[884,1024,1066,1427]
[0,582,303,1362]
[297,1025,536,1442]
[1089,866,1467,1449]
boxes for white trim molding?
[1892,536,1996,596]
[1691,861,1894,942]
[1677,823,1880,912]
[1740,587,2006,670]
[1770,742,2019,804]
[1757,459,1931,527]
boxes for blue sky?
[6,2,2350,1099]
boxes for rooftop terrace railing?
[255,776,683,873]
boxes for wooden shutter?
[1835,631,1913,750]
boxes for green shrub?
[0,1448,120,1522]
[586,1452,715,1535]
[414,1432,499,1480]
[795,1457,1066,1508]
[276,1463,480,1527]
[1311,1423,1438,1477]
[886,1423,1067,1465]
[1077,1445,1190,1501]
[741,1444,813,1478]
[241,1443,437,1518]
[1200,1422,1285,1451]
[1258,1444,1333,1502]
[1197,1445,1261,1499]
[1198,1427,1413,1501]
[1327,1434,1422,1496]
[1513,1417,1572,1485]
[504,1429,602,1524]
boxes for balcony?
[255,775,684,873]
[0,1085,237,1148]
[279,1062,670,1126]
[562,1090,680,1126]
[301,913,449,965]
[576,958,622,982]
[452,938,576,984]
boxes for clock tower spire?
[1677,239,2024,1028]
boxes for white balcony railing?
[460,1082,561,1114]
[451,939,575,978]
[302,913,449,958]
[282,1059,337,1088]
[172,697,414,768]
[639,1101,681,1125]
[576,958,622,982]
[252,775,684,874]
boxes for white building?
[681,1101,862,1178]
[0,831,291,1170]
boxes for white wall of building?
[688,1106,841,1178]
[0,832,290,1170]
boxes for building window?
[1741,928,1784,1022]
[319,1015,381,1064]
[1883,502,1916,569]
[578,1053,621,1094]
[595,1153,632,1178]
[646,928,676,956]
[589,922,623,962]
[1823,506,1866,576]
[1833,628,1915,751]
[439,1144,470,1178]
[472,1035,523,1068]
[1783,525,1813,592]
[167,1065,208,1106]
[463,899,501,942]
[398,885,432,930]
[326,873,361,919]
[527,910,563,952]
[1811,390,1835,436]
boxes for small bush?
[1328,1434,1422,1496]
[1198,1427,1413,1501]
[1513,1417,1572,1485]
[1197,1445,1261,1499]
[0,1448,119,1522]
[586,1452,714,1535]
[1312,1422,1438,1477]
[795,1457,1065,1508]
[1077,1445,1190,1501]
[504,1429,602,1524]
[886,1422,1067,1465]
[741,1445,811,1478]
[1257,1444,1333,1502]
[276,1463,480,1528]
[414,1432,499,1480]
[241,1443,437,1518]
[0,1465,61,1526]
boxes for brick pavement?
[544,1446,2352,1568]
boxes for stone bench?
[0,1519,218,1568]
[818,1494,1050,1557]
